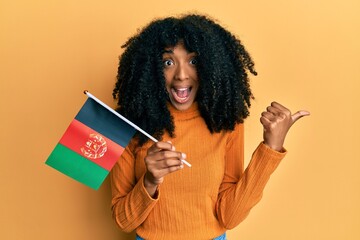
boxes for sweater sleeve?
[215,124,286,229]
[110,140,159,232]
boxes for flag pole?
[83,90,191,168]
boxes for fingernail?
[181,153,187,159]
[167,141,175,151]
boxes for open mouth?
[170,87,192,103]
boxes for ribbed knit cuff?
[257,142,287,160]
[139,174,161,201]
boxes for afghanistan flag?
[46,93,137,190]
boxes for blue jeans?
[136,232,226,240]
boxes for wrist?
[144,175,158,188]
[143,172,160,198]
[263,141,284,152]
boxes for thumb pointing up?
[260,102,310,151]
[291,110,311,124]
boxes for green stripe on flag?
[46,144,109,190]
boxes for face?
[162,43,199,111]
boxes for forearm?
[216,143,286,229]
[111,175,158,232]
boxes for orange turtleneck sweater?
[110,103,286,240]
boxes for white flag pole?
[84,90,191,167]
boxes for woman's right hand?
[143,141,186,197]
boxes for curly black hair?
[113,14,257,145]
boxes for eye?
[163,59,174,67]
[189,58,197,65]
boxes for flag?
[46,95,137,190]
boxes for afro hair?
[113,14,257,145]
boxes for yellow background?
[1,0,359,239]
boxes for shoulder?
[225,123,244,145]
[228,123,244,137]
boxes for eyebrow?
[163,49,196,55]
[163,49,174,54]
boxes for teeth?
[171,87,191,103]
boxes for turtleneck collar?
[167,102,200,121]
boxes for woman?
[110,14,309,240]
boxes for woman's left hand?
[260,102,310,151]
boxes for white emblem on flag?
[81,133,107,159]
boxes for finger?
[159,159,184,169]
[260,115,272,129]
[261,111,276,121]
[145,151,186,170]
[145,152,184,173]
[157,164,184,176]
[157,150,186,161]
[270,103,291,119]
[266,106,283,115]
[166,141,176,151]
[270,101,290,112]
[291,110,310,123]
[148,141,174,154]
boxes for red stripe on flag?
[59,119,124,171]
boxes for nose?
[175,63,189,81]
